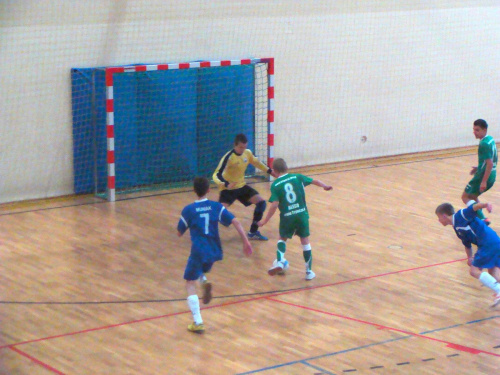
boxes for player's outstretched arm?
[231,218,253,256]
[473,202,493,213]
[249,151,272,175]
[258,201,279,227]
[312,179,333,191]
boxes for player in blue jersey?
[435,201,500,307]
[178,177,253,333]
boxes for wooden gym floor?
[0,148,499,374]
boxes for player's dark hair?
[435,203,455,216]
[193,177,210,197]
[473,119,488,129]
[234,134,248,145]
[272,158,288,173]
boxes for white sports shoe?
[277,259,289,275]
[305,269,316,280]
[268,259,284,276]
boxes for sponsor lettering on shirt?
[196,206,212,212]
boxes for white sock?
[466,200,476,207]
[302,243,312,271]
[187,295,203,324]
[479,272,500,293]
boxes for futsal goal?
[71,58,274,201]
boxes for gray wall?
[1,1,499,202]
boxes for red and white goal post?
[102,57,274,201]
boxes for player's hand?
[467,257,472,266]
[324,186,333,191]
[243,242,253,256]
[227,182,237,189]
[486,202,493,213]
[257,220,265,227]
[470,167,477,175]
[480,182,487,192]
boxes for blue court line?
[465,315,500,325]
[420,315,500,334]
[236,315,499,374]
[236,336,410,374]
[302,360,337,375]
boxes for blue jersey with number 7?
[177,198,235,262]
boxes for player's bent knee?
[251,195,264,205]
[461,192,470,203]
[469,266,481,279]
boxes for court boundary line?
[9,347,66,375]
[267,297,500,358]
[236,315,500,374]
[0,257,475,352]
[237,336,412,374]
[301,361,336,375]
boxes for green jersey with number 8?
[269,173,314,218]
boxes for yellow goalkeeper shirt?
[213,149,270,190]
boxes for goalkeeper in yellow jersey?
[213,134,277,240]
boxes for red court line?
[0,258,466,350]
[10,346,67,375]
[0,294,271,350]
[266,297,500,358]
[273,258,468,297]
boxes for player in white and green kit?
[257,158,332,280]
[462,119,497,224]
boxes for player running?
[435,201,500,307]
[258,158,332,280]
[461,119,497,225]
[178,177,253,333]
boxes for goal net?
[71,58,274,201]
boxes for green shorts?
[464,172,496,195]
[279,213,310,239]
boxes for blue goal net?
[71,60,271,199]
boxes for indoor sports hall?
[1,2,499,374]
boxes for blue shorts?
[184,255,214,281]
[472,246,500,269]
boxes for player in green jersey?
[257,158,332,280]
[462,119,497,225]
